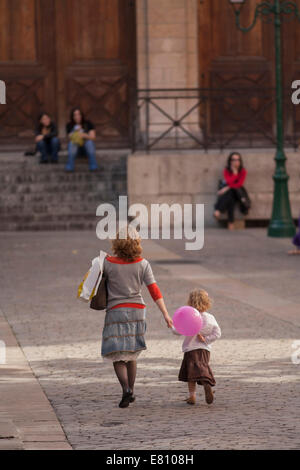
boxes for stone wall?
[128,149,300,226]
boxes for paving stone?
[0,229,299,449]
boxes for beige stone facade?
[128,149,300,225]
[136,0,198,90]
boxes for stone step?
[1,179,128,194]
[0,169,125,184]
[0,151,128,231]
[1,217,113,231]
[0,151,128,169]
[1,183,110,194]
[0,191,117,204]
[0,212,101,228]
[0,192,113,205]
[0,202,115,215]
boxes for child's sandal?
[204,384,214,404]
[185,397,196,405]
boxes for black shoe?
[119,391,132,408]
[129,394,135,403]
[40,160,49,164]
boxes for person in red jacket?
[214,152,249,230]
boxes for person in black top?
[35,113,60,164]
[65,108,98,172]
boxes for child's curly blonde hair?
[187,289,212,313]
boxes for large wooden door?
[282,8,300,135]
[198,0,275,143]
[55,0,136,144]
[0,0,136,146]
[198,0,300,144]
[0,0,56,143]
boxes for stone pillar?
[136,0,199,142]
[136,0,198,89]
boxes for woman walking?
[214,152,250,230]
[101,227,173,408]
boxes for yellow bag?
[77,251,107,303]
[77,270,91,299]
[71,130,84,147]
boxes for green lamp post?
[229,0,298,237]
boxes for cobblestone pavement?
[0,229,299,450]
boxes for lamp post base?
[268,221,296,238]
[268,149,296,238]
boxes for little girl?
[173,289,221,405]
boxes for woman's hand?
[217,186,229,196]
[164,314,173,329]
[156,298,173,328]
[35,134,44,143]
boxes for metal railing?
[132,88,299,152]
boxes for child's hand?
[197,333,207,343]
[164,315,173,328]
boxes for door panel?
[55,0,136,143]
[198,0,275,141]
[0,0,56,141]
[0,0,136,146]
[282,10,300,135]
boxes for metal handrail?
[133,87,298,152]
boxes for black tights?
[113,360,137,394]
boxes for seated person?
[214,152,250,230]
[65,108,98,172]
[35,113,60,164]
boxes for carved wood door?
[198,0,276,144]
[0,0,136,146]
[54,0,136,145]
[0,0,56,143]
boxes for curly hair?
[187,289,212,313]
[111,226,142,262]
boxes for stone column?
[136,0,199,142]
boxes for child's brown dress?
[178,349,216,386]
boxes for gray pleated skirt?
[101,307,147,362]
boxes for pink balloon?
[173,306,203,336]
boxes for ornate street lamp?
[229,0,299,237]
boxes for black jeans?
[215,188,239,223]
